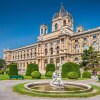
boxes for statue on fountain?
[50,67,64,88]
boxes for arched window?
[45,49,47,55]
[55,23,58,30]
[83,44,88,50]
[34,52,36,56]
[93,35,97,39]
[41,29,43,34]
[75,57,78,61]
[63,20,66,26]
[50,59,53,64]
[50,48,53,55]
[93,41,98,50]
[75,44,79,53]
[83,38,87,41]
[44,29,47,34]
[56,46,59,54]
[30,53,32,57]
[23,63,25,67]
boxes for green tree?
[81,46,100,70]
[0,59,6,69]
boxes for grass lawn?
[0,74,9,80]
[0,74,90,80]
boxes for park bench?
[9,75,24,80]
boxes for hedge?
[82,71,91,78]
[26,63,39,76]
[45,64,55,74]
[31,71,41,79]
[61,62,81,78]
[0,70,4,74]
[8,63,18,75]
[68,72,78,79]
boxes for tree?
[0,59,6,70]
[81,46,100,70]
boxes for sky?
[0,0,100,58]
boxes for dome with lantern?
[53,4,73,20]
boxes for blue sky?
[0,0,100,58]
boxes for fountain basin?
[24,81,93,94]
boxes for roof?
[53,4,73,20]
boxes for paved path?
[0,78,100,100]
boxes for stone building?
[4,5,100,74]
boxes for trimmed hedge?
[26,63,39,76]
[68,72,78,79]
[45,64,55,74]
[98,75,100,82]
[31,71,41,79]
[8,63,18,75]
[61,62,81,78]
[0,70,4,74]
[82,71,91,78]
[45,71,53,77]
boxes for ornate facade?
[4,5,100,74]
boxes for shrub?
[6,65,10,68]
[45,63,55,74]
[31,71,41,79]
[0,70,4,74]
[98,75,100,82]
[6,70,9,74]
[45,71,53,77]
[68,72,78,79]
[61,62,81,78]
[8,63,18,75]
[82,71,91,78]
[26,63,39,76]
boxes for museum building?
[4,5,100,74]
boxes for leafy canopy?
[81,46,100,70]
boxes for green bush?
[82,71,91,78]
[45,71,53,77]
[68,72,78,79]
[61,62,81,78]
[0,70,4,74]
[6,70,9,74]
[8,63,18,75]
[26,63,39,76]
[6,65,10,68]
[45,63,55,74]
[98,75,100,82]
[31,71,41,79]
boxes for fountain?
[24,67,93,94]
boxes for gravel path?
[0,77,100,100]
